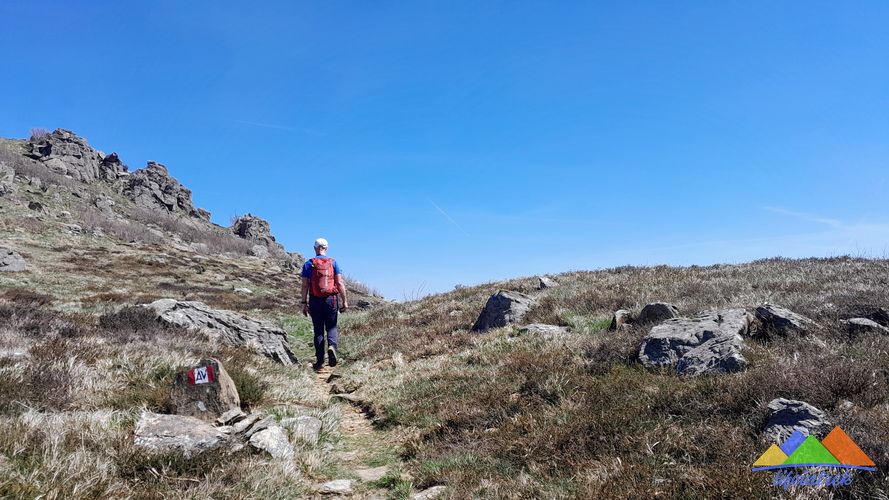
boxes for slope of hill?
[1,129,888,498]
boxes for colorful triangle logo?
[752,426,876,472]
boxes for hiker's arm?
[336,274,349,309]
[300,277,310,316]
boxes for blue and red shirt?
[301,256,343,279]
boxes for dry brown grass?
[339,257,889,498]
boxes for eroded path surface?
[304,365,404,499]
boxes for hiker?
[301,237,349,370]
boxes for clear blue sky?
[2,1,888,298]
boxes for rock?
[518,324,570,338]
[0,247,28,272]
[249,426,294,459]
[763,398,831,442]
[537,276,558,290]
[95,194,115,211]
[637,302,680,324]
[281,252,306,272]
[57,211,71,219]
[355,465,389,482]
[317,479,353,495]
[0,162,15,196]
[755,304,815,337]
[169,358,240,421]
[609,309,632,331]
[134,411,228,457]
[281,415,322,444]
[118,161,209,219]
[231,413,263,434]
[243,416,276,438]
[27,201,44,212]
[234,287,253,295]
[24,129,123,183]
[250,244,270,259]
[472,290,536,332]
[62,223,82,234]
[99,152,128,181]
[143,299,298,364]
[230,214,282,249]
[217,408,246,426]
[412,486,447,500]
[842,318,889,335]
[638,309,750,376]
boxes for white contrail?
[762,206,842,228]
[429,199,471,237]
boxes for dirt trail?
[306,365,395,499]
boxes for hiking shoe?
[312,362,324,372]
[327,347,338,367]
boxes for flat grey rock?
[134,411,227,457]
[317,479,353,495]
[842,317,889,335]
[0,247,27,272]
[639,309,750,376]
[763,398,831,442]
[755,304,815,337]
[249,426,294,459]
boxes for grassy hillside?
[334,257,889,498]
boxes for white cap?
[314,237,328,248]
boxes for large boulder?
[472,290,536,332]
[134,411,228,457]
[763,399,831,442]
[638,309,751,376]
[230,214,283,251]
[24,129,126,183]
[169,358,240,421]
[0,247,28,272]
[637,302,680,324]
[118,161,209,220]
[755,304,815,337]
[143,299,298,364]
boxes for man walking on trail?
[301,237,349,371]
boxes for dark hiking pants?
[309,295,338,365]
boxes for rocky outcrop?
[143,299,297,364]
[119,161,209,220]
[472,290,536,332]
[230,214,284,252]
[638,309,750,376]
[25,129,126,182]
[842,318,889,335]
[763,399,831,442]
[637,302,680,324]
[0,247,28,272]
[134,411,228,457]
[169,359,240,421]
[755,304,815,337]
[0,162,15,196]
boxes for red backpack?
[310,257,338,297]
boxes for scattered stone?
[518,323,570,338]
[62,223,83,234]
[249,426,294,459]
[842,318,889,335]
[537,276,558,290]
[609,309,633,331]
[763,398,831,442]
[217,408,246,426]
[134,411,228,457]
[472,290,536,332]
[234,287,253,295]
[281,415,322,444]
[755,304,815,337]
[355,465,389,482]
[0,247,28,272]
[412,486,447,500]
[57,210,71,219]
[317,479,353,495]
[143,299,298,364]
[169,359,240,421]
[637,302,680,324]
[27,201,43,212]
[638,309,750,376]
